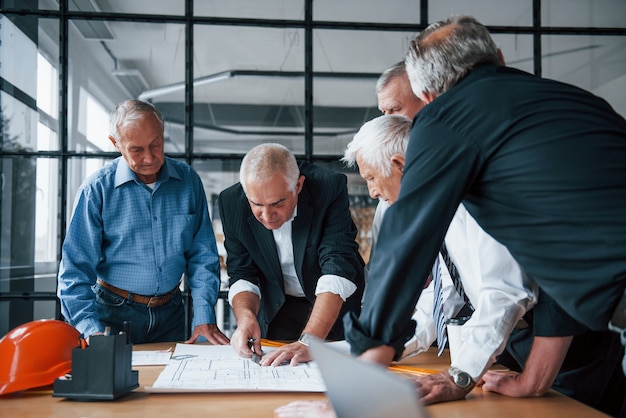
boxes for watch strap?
[297,333,313,347]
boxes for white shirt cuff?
[228,280,261,306]
[315,274,357,301]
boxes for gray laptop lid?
[309,338,428,418]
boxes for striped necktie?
[432,256,447,356]
[432,243,475,356]
[440,242,474,311]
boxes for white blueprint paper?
[146,343,326,393]
[132,349,172,366]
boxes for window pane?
[1,16,60,151]
[1,15,38,152]
[69,0,184,15]
[192,159,240,287]
[68,20,185,152]
[0,154,42,332]
[314,0,420,24]
[0,15,38,97]
[189,25,305,155]
[0,300,57,337]
[492,34,534,74]
[37,53,58,119]
[312,29,417,156]
[194,0,304,20]
[35,156,60,264]
[0,0,57,11]
[85,94,114,151]
[65,157,113,226]
[542,0,626,27]
[542,35,626,117]
[1,94,37,152]
[429,0,533,27]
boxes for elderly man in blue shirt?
[58,99,229,345]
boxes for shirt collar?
[289,205,298,222]
[114,156,180,188]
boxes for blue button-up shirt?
[58,156,220,337]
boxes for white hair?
[342,114,412,178]
[239,143,300,194]
[109,99,164,141]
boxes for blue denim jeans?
[93,282,186,343]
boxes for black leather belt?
[96,279,178,308]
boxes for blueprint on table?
[145,343,326,393]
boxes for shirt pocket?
[169,214,195,254]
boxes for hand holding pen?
[248,338,263,364]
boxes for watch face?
[455,372,471,387]
[449,367,474,391]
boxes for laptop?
[308,338,429,418]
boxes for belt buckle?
[146,293,170,308]
[146,296,159,308]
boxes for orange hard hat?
[0,319,80,395]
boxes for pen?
[248,338,261,364]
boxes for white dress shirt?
[228,205,357,305]
[372,201,537,380]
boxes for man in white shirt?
[344,114,536,384]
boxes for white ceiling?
[32,0,626,154]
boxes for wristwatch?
[448,367,476,392]
[297,333,314,347]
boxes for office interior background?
[1,0,625,338]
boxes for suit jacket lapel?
[247,215,283,287]
[292,188,313,282]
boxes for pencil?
[388,364,439,376]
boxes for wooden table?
[0,342,608,417]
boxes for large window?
[1,0,625,337]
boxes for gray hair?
[375,61,407,95]
[239,143,300,194]
[406,15,500,99]
[109,99,165,141]
[342,114,412,178]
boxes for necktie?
[432,256,447,356]
[439,242,474,311]
[432,243,475,356]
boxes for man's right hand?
[230,317,262,358]
[415,371,470,405]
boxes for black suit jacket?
[218,162,365,337]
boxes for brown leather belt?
[96,279,178,308]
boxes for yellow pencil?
[260,338,287,348]
[388,364,439,376]
[260,339,439,376]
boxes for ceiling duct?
[138,70,379,101]
[70,0,114,40]
[112,68,149,98]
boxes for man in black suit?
[219,143,365,366]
